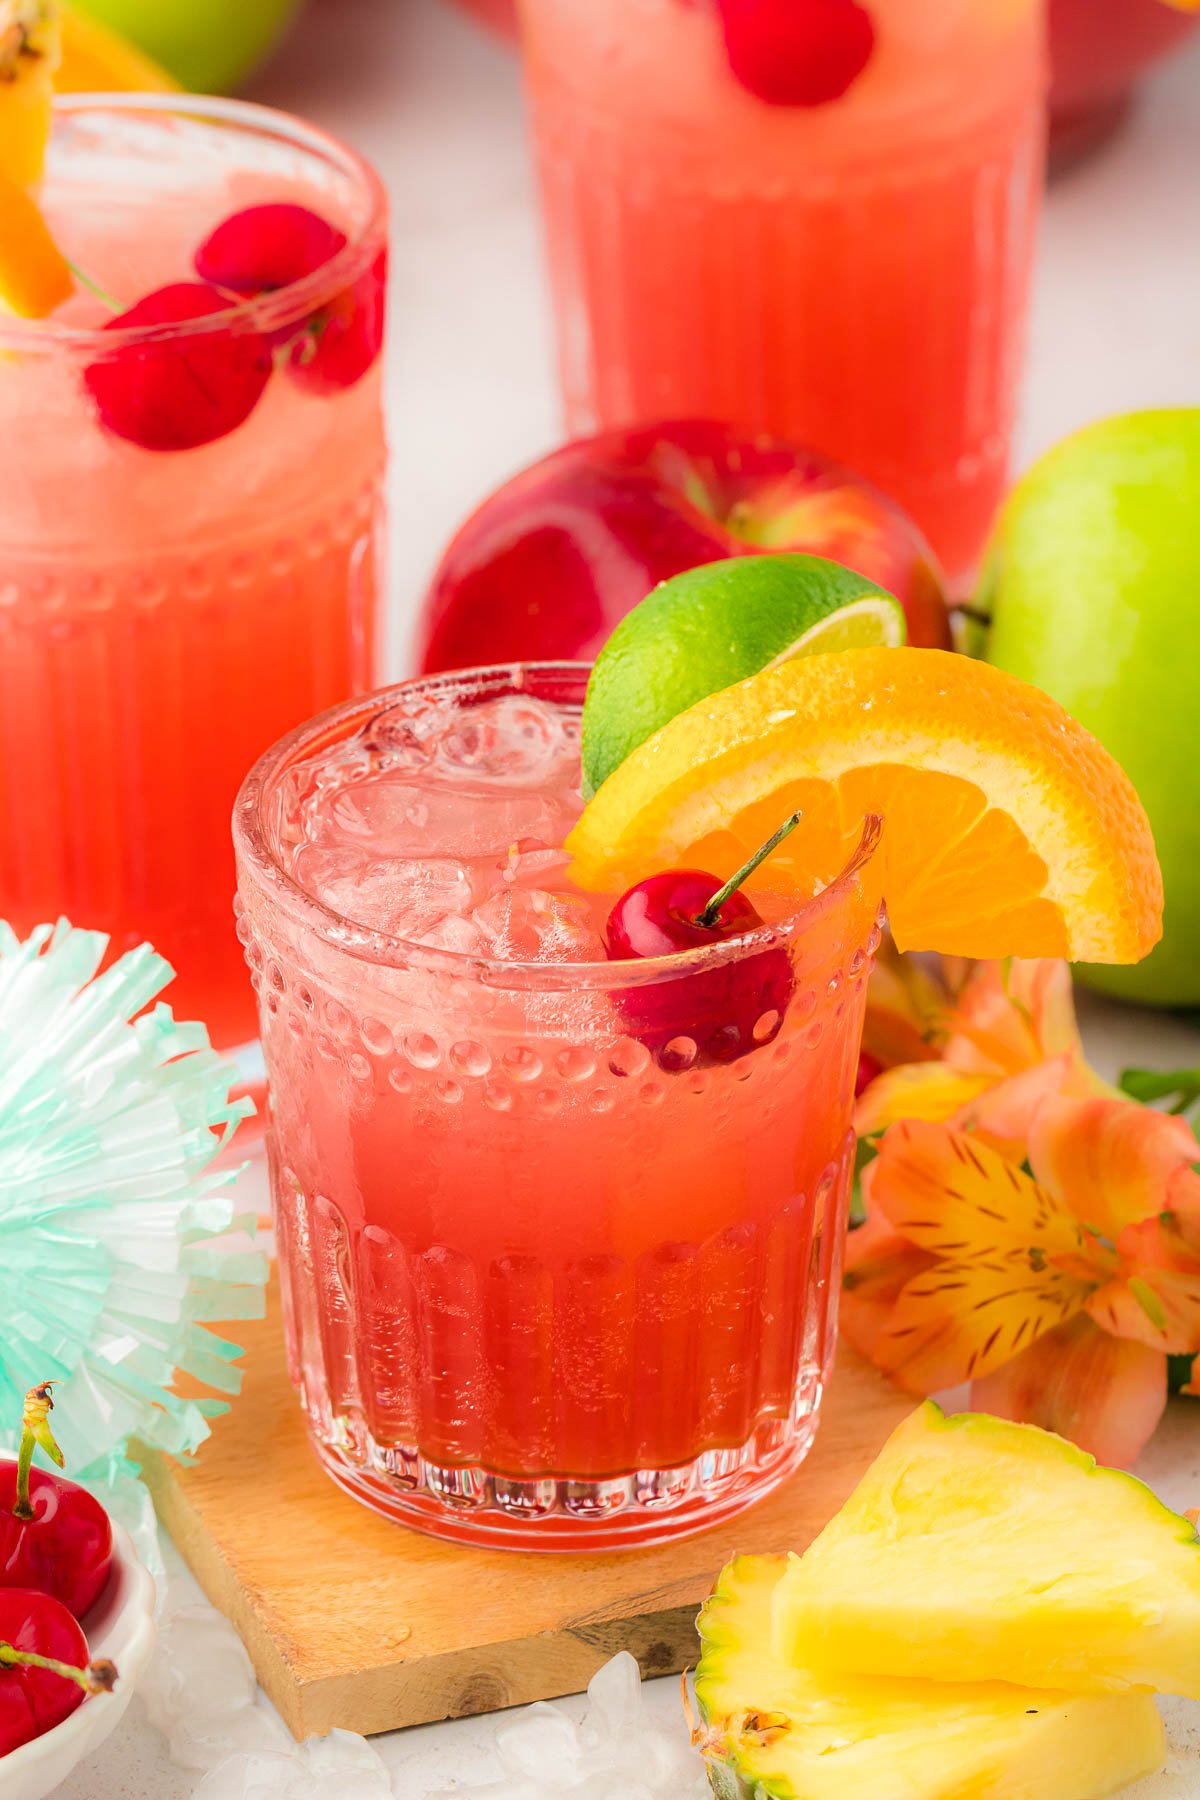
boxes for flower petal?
[1028,1096,1200,1238]
[869,1118,1087,1260]
[949,1053,1075,1161]
[841,1205,934,1365]
[971,1315,1167,1467]
[854,1119,1094,1394]
[855,1063,995,1137]
[943,958,1077,1075]
[1087,1212,1200,1353]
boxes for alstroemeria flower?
[842,1097,1200,1465]
[860,943,971,1075]
[856,957,1112,1159]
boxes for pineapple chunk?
[0,0,59,188]
[697,1554,1165,1800]
[774,1402,1200,1697]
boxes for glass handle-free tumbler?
[0,97,388,1049]
[518,0,1046,586]
[235,664,885,1550]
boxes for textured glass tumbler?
[519,0,1046,585]
[0,96,388,1049]
[234,666,884,1549]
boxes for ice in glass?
[235,666,883,1548]
[0,97,388,1047]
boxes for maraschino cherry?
[84,283,273,452]
[717,0,875,107]
[0,1382,113,1621]
[287,247,388,396]
[195,203,386,395]
[194,202,348,294]
[0,1589,116,1755]
[605,811,800,1066]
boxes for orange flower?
[842,1097,1200,1465]
[857,957,1112,1159]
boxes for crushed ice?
[417,1654,708,1800]
[112,1473,706,1800]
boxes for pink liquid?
[520,0,1046,585]
[0,100,387,1047]
[236,667,882,1547]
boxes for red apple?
[416,419,951,673]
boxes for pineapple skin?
[773,1403,1200,1698]
[695,1553,1166,1800]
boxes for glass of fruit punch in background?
[0,98,387,1049]
[235,666,883,1548]
[519,0,1045,585]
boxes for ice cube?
[495,1704,584,1783]
[472,889,601,963]
[293,849,476,935]
[316,775,437,857]
[194,1730,393,1799]
[138,1604,290,1768]
[416,911,487,956]
[583,1653,643,1740]
[435,697,570,787]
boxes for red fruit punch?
[0,1385,112,1622]
[0,1589,106,1754]
[717,0,875,107]
[195,203,348,294]
[84,283,273,452]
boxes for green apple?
[981,408,1200,1006]
[70,0,303,93]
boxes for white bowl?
[0,1519,157,1800]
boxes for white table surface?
[64,3,1200,1792]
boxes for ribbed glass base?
[308,1392,824,1551]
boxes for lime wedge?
[581,553,906,797]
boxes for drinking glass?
[234,663,884,1548]
[518,0,1046,585]
[0,96,388,1048]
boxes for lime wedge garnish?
[581,552,905,797]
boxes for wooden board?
[140,1288,912,1741]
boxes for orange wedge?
[567,649,1162,965]
[0,166,72,316]
[0,1,59,190]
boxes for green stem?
[0,1642,116,1695]
[65,260,121,314]
[13,1381,63,1522]
[698,810,803,929]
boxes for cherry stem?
[0,1642,116,1696]
[697,810,803,928]
[13,1382,62,1522]
[65,260,121,314]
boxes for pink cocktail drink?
[0,98,387,1048]
[235,666,882,1548]
[519,0,1045,585]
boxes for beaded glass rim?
[234,661,884,993]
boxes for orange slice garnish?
[567,648,1162,965]
[0,166,72,317]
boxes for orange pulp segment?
[0,0,59,189]
[566,648,1162,965]
[0,166,72,316]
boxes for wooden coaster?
[140,1288,911,1739]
